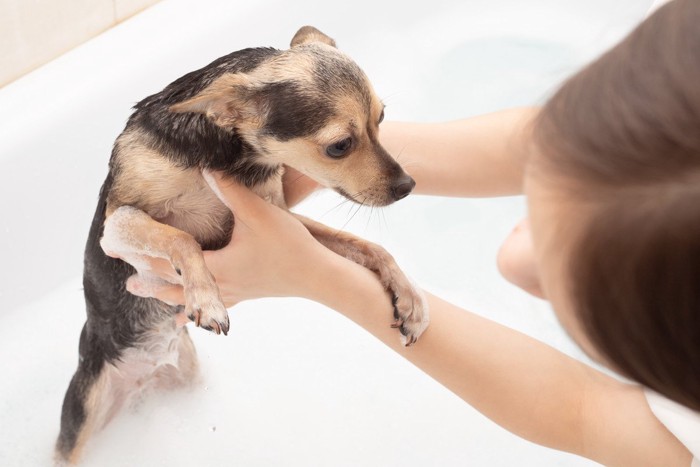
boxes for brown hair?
[534,0,700,410]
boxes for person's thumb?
[202,169,270,221]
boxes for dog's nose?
[391,175,416,200]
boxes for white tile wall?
[0,0,160,87]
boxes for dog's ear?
[170,73,263,129]
[290,26,336,48]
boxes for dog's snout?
[391,175,416,201]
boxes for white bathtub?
[0,0,651,465]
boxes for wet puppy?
[55,26,428,464]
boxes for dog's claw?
[390,296,402,328]
[183,282,229,336]
[392,295,400,321]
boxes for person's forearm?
[380,107,538,198]
[306,255,691,466]
[310,258,589,452]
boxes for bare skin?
[124,109,692,466]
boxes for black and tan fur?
[56,26,428,464]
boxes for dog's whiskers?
[287,174,307,185]
[337,197,366,235]
[393,146,407,163]
[399,161,420,170]
[320,197,353,219]
[366,205,374,231]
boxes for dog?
[55,26,429,464]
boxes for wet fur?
[56,27,427,464]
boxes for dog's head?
[170,26,414,206]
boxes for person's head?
[516,0,699,410]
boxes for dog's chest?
[157,169,285,247]
[110,131,286,248]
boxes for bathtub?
[0,0,651,465]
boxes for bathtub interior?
[0,0,652,465]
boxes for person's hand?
[125,171,338,312]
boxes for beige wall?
[0,0,161,87]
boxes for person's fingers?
[174,311,191,327]
[150,282,187,306]
[102,248,183,284]
[142,256,183,283]
[202,170,271,220]
[125,274,186,305]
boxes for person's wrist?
[296,247,351,303]
[298,246,390,318]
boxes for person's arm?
[283,107,539,205]
[380,107,538,197]
[310,257,692,467]
[140,175,691,467]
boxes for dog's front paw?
[184,282,230,335]
[390,279,429,347]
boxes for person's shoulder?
[644,389,700,464]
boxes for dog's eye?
[326,137,353,158]
[378,109,385,124]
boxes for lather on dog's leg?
[101,205,230,334]
[56,320,199,465]
[294,214,429,346]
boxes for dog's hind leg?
[100,205,230,335]
[153,326,200,390]
[294,214,429,346]
[56,322,199,465]
[55,324,123,465]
